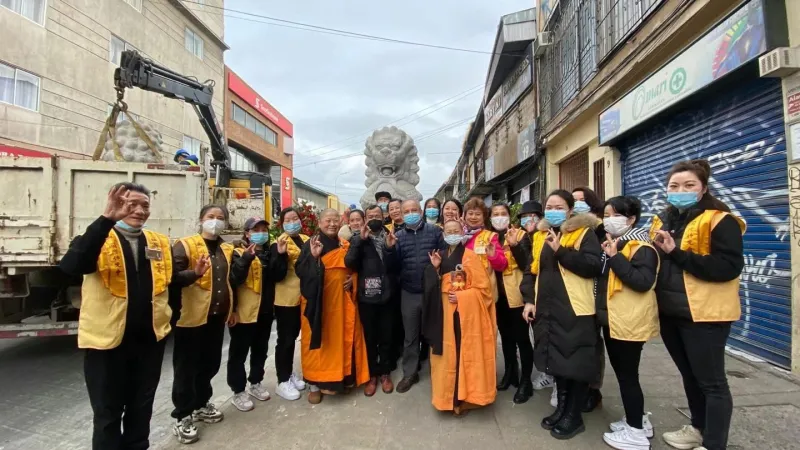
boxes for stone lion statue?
[360,126,423,209]
[100,120,164,163]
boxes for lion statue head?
[364,126,420,187]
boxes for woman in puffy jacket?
[522,190,603,441]
[650,159,745,450]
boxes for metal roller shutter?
[619,77,791,368]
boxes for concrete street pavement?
[153,339,800,450]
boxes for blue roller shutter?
[619,77,791,368]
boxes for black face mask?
[367,219,384,233]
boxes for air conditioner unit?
[535,31,554,56]
[759,47,800,78]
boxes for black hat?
[375,191,392,201]
[520,201,543,216]
[244,217,269,230]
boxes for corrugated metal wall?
[620,77,791,367]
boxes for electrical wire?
[181,0,528,57]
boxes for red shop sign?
[228,71,294,137]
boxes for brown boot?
[380,375,394,394]
[364,377,378,397]
[308,390,323,404]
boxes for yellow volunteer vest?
[176,234,234,327]
[501,228,526,308]
[473,229,499,302]
[530,230,548,275]
[274,233,310,307]
[233,247,263,324]
[606,241,660,341]
[535,227,595,316]
[78,229,173,350]
[649,210,746,322]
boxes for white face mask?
[202,218,225,236]
[491,216,510,231]
[603,216,631,238]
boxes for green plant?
[509,203,522,226]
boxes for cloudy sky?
[223,0,534,206]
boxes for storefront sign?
[281,166,293,209]
[228,71,294,137]
[0,144,52,158]
[517,120,537,162]
[599,0,767,144]
[484,53,533,133]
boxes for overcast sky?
[223,0,534,206]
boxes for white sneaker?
[533,373,555,390]
[172,417,198,444]
[192,402,223,424]
[611,412,654,438]
[550,382,558,407]
[290,373,307,391]
[662,425,703,450]
[276,381,301,401]
[248,382,271,401]
[231,391,254,411]
[603,423,650,450]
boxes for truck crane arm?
[114,50,231,186]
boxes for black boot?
[551,382,587,440]
[496,361,519,391]
[540,379,568,430]
[513,378,533,404]
[582,388,602,413]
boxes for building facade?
[536,0,795,370]
[293,178,331,211]
[1,0,227,162]
[224,66,294,215]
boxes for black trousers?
[603,327,645,429]
[661,316,733,450]
[227,312,273,393]
[496,296,534,381]
[171,315,226,420]
[358,301,394,377]
[390,286,404,365]
[84,337,166,450]
[274,305,301,383]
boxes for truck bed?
[0,157,206,273]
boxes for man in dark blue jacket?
[385,199,445,393]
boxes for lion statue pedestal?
[359,126,423,209]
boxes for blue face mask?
[520,216,539,228]
[667,192,700,209]
[284,222,302,235]
[116,220,141,232]
[573,200,591,214]
[544,210,568,227]
[378,202,389,212]
[444,234,463,246]
[403,213,421,226]
[424,208,439,219]
[250,232,269,245]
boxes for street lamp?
[333,171,350,195]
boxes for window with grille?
[558,149,589,192]
[593,158,606,200]
[597,0,663,60]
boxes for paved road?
[3,333,800,450]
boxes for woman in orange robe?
[296,209,370,404]
[423,220,496,415]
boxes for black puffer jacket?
[652,194,744,321]
[344,231,393,304]
[532,214,603,382]
[385,222,444,294]
[595,228,659,327]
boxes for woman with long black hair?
[651,160,745,450]
[489,203,535,404]
[424,197,443,226]
[523,190,603,440]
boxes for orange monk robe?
[296,236,370,391]
[424,246,496,411]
